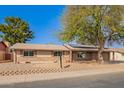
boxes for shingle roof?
[10,43,69,51]
[64,44,122,52]
[69,44,98,48]
[10,43,124,53]
[106,48,124,53]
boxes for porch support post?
[113,51,115,61]
[13,49,16,63]
[70,50,72,62]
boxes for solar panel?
[69,44,97,48]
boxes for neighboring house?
[10,43,119,64]
[110,49,124,61]
[0,41,10,61]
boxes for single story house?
[10,43,122,64]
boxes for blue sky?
[0,5,123,48]
[0,5,65,44]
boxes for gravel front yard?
[0,62,124,76]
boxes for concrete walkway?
[0,65,124,85]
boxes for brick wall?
[15,50,70,63]
[72,51,110,62]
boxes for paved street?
[1,71,124,88]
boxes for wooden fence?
[0,52,12,61]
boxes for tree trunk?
[97,47,104,64]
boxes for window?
[24,51,34,56]
[77,52,87,59]
[54,51,62,56]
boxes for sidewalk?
[0,65,124,85]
